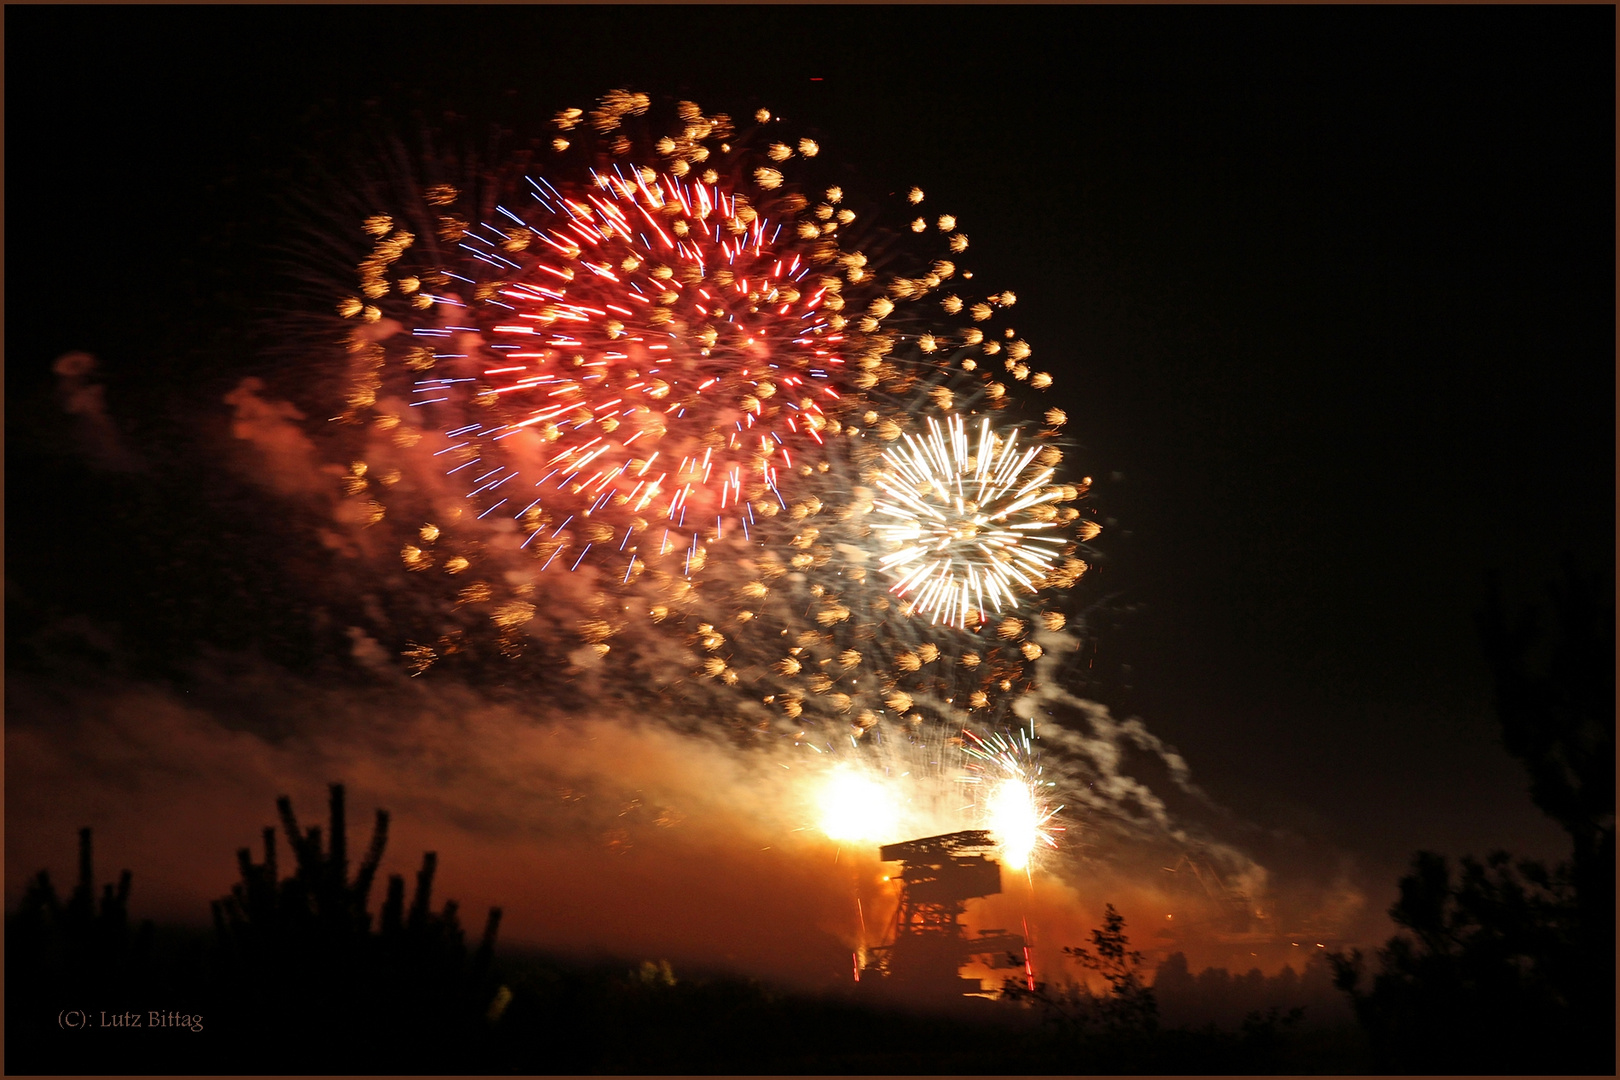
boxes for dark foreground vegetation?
[1326,563,1615,1075]
[8,568,1610,1074]
[9,786,1366,1075]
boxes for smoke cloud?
[8,633,1371,992]
[52,352,141,472]
[223,376,337,501]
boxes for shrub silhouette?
[4,828,206,1074]
[1001,903,1158,1043]
[8,787,506,1074]
[1065,903,1160,1035]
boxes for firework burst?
[321,90,1099,799]
[962,724,1063,872]
[816,765,905,845]
[410,164,844,565]
[803,714,1063,875]
[873,412,1075,628]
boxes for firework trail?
[320,90,1100,865]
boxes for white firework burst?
[872,413,1067,627]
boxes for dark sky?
[7,5,1613,967]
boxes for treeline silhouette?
[9,784,503,1074]
[996,904,1370,1073]
[1151,949,1348,1030]
[998,564,1613,1075]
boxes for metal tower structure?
[861,830,1027,997]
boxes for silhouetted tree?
[1479,561,1615,888]
[1331,850,1583,1072]
[1479,557,1615,1053]
[210,784,504,1071]
[1066,903,1159,1034]
[1000,903,1157,1041]
[10,827,153,998]
[1333,563,1615,1074]
[1001,907,1326,1071]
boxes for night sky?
[8,5,1613,985]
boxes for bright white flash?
[986,778,1041,870]
[872,413,1065,628]
[818,768,902,844]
